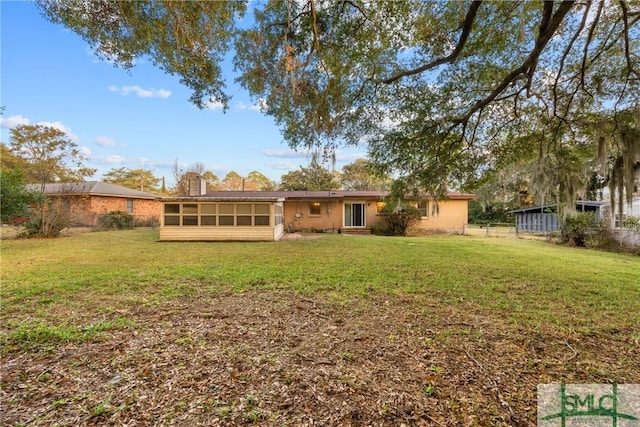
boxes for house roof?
[161,196,285,202]
[28,181,159,200]
[162,190,477,201]
[509,201,606,214]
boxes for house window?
[255,203,270,226]
[162,202,273,227]
[126,199,134,214]
[237,203,253,225]
[418,199,428,218]
[164,204,180,225]
[219,203,235,226]
[182,204,198,226]
[309,202,321,215]
[614,214,627,228]
[201,204,216,225]
[376,201,386,214]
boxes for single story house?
[510,201,606,233]
[28,181,161,227]
[159,190,477,241]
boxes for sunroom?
[159,197,285,241]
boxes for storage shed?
[510,201,605,233]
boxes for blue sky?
[0,1,365,186]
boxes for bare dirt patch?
[2,291,638,426]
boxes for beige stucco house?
[159,190,477,241]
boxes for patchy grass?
[3,318,136,352]
[2,229,637,330]
[1,229,638,425]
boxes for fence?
[609,228,640,247]
[468,221,640,249]
[466,223,519,238]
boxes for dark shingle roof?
[28,181,159,199]
[187,190,477,200]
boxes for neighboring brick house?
[29,181,161,227]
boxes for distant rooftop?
[28,181,159,200]
[509,201,606,214]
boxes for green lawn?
[1,229,639,425]
[2,229,638,333]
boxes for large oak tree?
[37,1,640,201]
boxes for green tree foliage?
[201,171,220,191]
[474,162,533,213]
[39,1,639,199]
[340,159,391,191]
[217,170,277,191]
[596,108,640,220]
[6,125,95,237]
[623,216,640,232]
[8,124,96,188]
[219,171,244,191]
[562,212,598,247]
[247,171,277,191]
[1,143,28,173]
[467,200,511,225]
[377,179,422,236]
[279,162,338,191]
[0,170,41,223]
[235,1,639,198]
[102,167,161,192]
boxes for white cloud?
[135,157,168,167]
[105,155,127,163]
[237,98,266,112]
[0,114,30,129]
[109,85,171,98]
[95,135,119,147]
[0,115,80,143]
[90,154,174,170]
[36,121,80,142]
[261,149,309,159]
[204,100,225,110]
[268,161,298,171]
[79,146,92,157]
